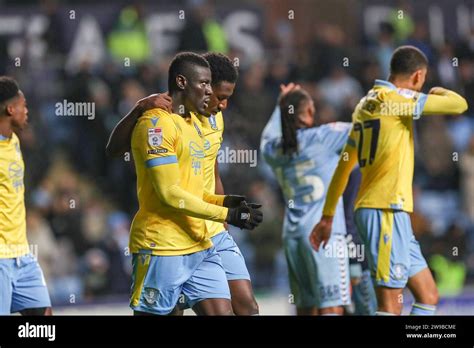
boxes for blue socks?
[375,311,395,315]
[410,302,436,315]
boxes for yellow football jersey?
[196,112,226,238]
[348,79,466,212]
[0,132,29,258]
[130,109,214,256]
[323,80,467,217]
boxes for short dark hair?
[202,52,239,85]
[168,52,210,93]
[390,45,428,76]
[279,89,311,156]
[0,76,20,104]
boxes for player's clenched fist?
[309,216,333,251]
[226,201,263,230]
[223,195,247,208]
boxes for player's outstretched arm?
[105,93,172,157]
[422,87,468,116]
[310,141,358,251]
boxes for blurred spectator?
[460,135,474,222]
[388,0,415,43]
[373,22,396,79]
[458,58,474,111]
[81,248,111,298]
[436,43,458,89]
[26,208,59,282]
[309,23,348,81]
[429,224,467,296]
[107,5,151,64]
[359,59,382,92]
[418,117,458,190]
[232,62,274,148]
[404,21,434,63]
[246,181,283,290]
[455,28,474,61]
[40,0,66,56]
[317,66,364,117]
[178,0,228,53]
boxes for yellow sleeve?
[132,109,178,164]
[133,112,228,223]
[149,166,228,222]
[203,191,225,206]
[322,135,358,217]
[378,88,426,118]
[421,88,468,116]
[379,88,468,118]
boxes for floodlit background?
[1,0,474,314]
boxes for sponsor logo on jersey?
[8,161,24,192]
[189,141,205,175]
[147,148,168,155]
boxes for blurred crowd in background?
[1,0,474,304]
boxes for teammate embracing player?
[311,46,468,315]
[107,52,261,315]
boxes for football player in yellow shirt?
[0,76,52,315]
[310,46,468,315]
[119,52,262,316]
[107,53,259,315]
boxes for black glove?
[223,195,246,208]
[225,202,263,230]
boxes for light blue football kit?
[261,107,351,309]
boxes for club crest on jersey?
[148,128,162,147]
[209,115,218,130]
[144,287,159,305]
[393,264,407,280]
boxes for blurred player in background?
[107,52,259,315]
[260,83,352,315]
[0,76,52,316]
[124,52,262,316]
[311,45,468,315]
[343,170,377,315]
